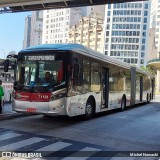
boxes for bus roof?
[20,43,152,76]
[20,43,132,69]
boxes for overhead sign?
[24,55,55,61]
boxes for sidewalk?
[2,102,16,115]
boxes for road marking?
[35,141,72,158]
[36,141,72,151]
[0,133,21,141]
[0,129,105,160]
[119,116,127,118]
[0,137,44,151]
[61,147,101,160]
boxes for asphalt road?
[1,96,160,159]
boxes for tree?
[8,50,16,55]
[140,66,155,75]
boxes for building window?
[106,24,110,29]
[144,11,148,16]
[141,59,144,64]
[141,45,145,51]
[138,11,141,15]
[108,4,111,9]
[142,39,145,44]
[144,18,147,23]
[106,31,109,36]
[141,52,144,58]
[145,4,148,9]
[143,25,147,30]
[142,32,146,37]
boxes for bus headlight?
[50,90,66,101]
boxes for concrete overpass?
[0,0,148,13]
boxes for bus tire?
[84,99,94,120]
[150,93,152,100]
[146,94,150,104]
[121,96,126,111]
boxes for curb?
[0,112,33,121]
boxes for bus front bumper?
[12,99,68,116]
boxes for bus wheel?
[147,94,150,104]
[150,93,152,100]
[121,96,126,111]
[84,100,94,120]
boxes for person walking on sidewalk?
[0,80,4,114]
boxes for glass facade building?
[23,15,31,49]
[104,2,151,67]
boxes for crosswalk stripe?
[0,129,105,160]
[61,147,101,160]
[0,137,45,151]
[36,141,72,151]
[34,141,72,158]
[0,133,21,141]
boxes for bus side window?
[82,60,90,92]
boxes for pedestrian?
[0,80,4,114]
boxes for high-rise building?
[147,28,157,61]
[23,15,31,49]
[152,0,160,51]
[148,0,160,93]
[68,14,104,52]
[42,8,82,44]
[42,6,105,45]
[82,5,105,18]
[150,0,157,28]
[30,11,43,46]
[104,2,151,67]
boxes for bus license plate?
[27,108,36,112]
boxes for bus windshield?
[16,54,65,91]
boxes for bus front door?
[102,67,109,108]
[140,76,143,101]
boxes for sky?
[0,11,31,59]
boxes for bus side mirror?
[4,59,9,72]
[73,64,80,77]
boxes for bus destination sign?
[24,55,55,61]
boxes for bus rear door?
[102,67,109,108]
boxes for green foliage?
[140,66,156,75]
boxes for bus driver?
[40,72,56,85]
